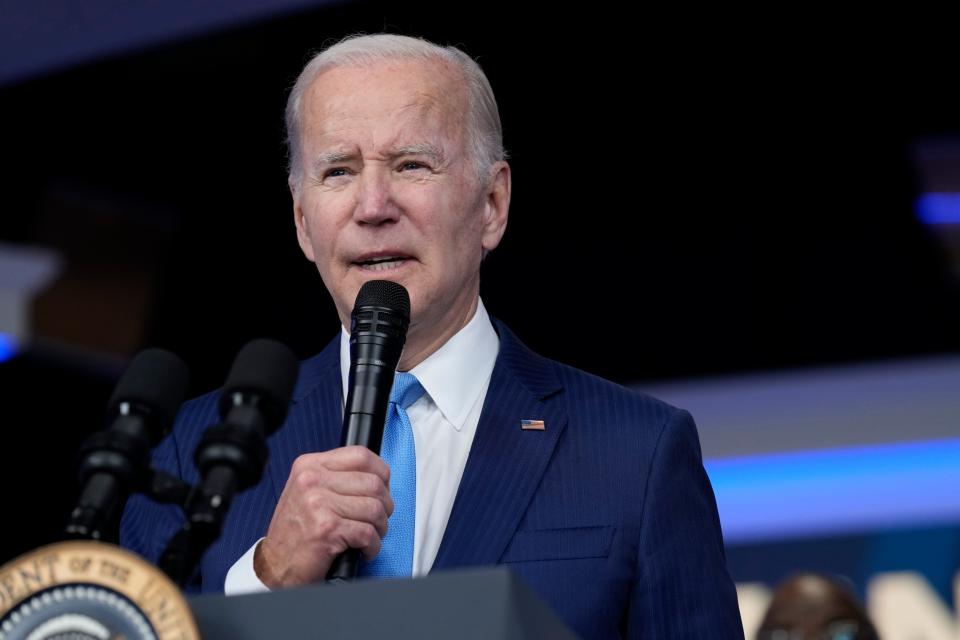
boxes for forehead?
[299,59,467,149]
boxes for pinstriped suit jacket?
[121,319,744,638]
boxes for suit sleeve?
[626,408,744,639]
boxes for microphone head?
[219,338,299,427]
[354,280,410,319]
[350,281,411,341]
[108,348,190,428]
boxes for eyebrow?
[391,144,446,164]
[311,143,447,173]
[314,150,356,168]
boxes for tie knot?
[390,372,425,410]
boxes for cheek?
[301,198,349,257]
[446,207,487,255]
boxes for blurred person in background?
[757,573,879,640]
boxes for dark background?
[2,4,959,567]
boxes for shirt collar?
[339,298,499,431]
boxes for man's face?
[291,58,509,350]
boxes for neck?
[398,296,479,371]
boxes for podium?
[188,567,579,639]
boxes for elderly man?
[122,34,744,638]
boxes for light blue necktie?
[360,372,424,577]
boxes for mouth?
[352,255,413,273]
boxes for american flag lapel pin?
[521,419,546,431]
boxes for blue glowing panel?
[0,0,339,86]
[706,438,960,543]
[915,192,960,224]
[0,334,18,362]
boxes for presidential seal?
[0,541,198,640]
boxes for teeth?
[360,258,406,271]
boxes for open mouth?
[354,256,411,272]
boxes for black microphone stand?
[158,339,298,588]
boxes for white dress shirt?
[224,299,499,594]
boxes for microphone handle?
[339,409,385,452]
[327,411,383,581]
[326,304,406,583]
[326,549,362,582]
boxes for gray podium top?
[189,567,579,639]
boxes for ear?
[290,179,316,263]
[480,161,511,253]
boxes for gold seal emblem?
[0,540,199,640]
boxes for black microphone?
[326,280,410,582]
[67,348,190,541]
[160,338,298,586]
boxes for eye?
[398,160,429,172]
[324,167,350,179]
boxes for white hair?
[284,34,506,188]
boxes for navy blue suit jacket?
[121,319,743,638]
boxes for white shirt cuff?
[223,537,271,596]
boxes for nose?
[353,166,400,225]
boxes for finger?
[321,470,392,503]
[323,446,391,483]
[338,519,382,560]
[325,495,390,538]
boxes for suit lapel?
[266,335,343,501]
[431,320,567,571]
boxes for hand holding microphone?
[255,280,410,587]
